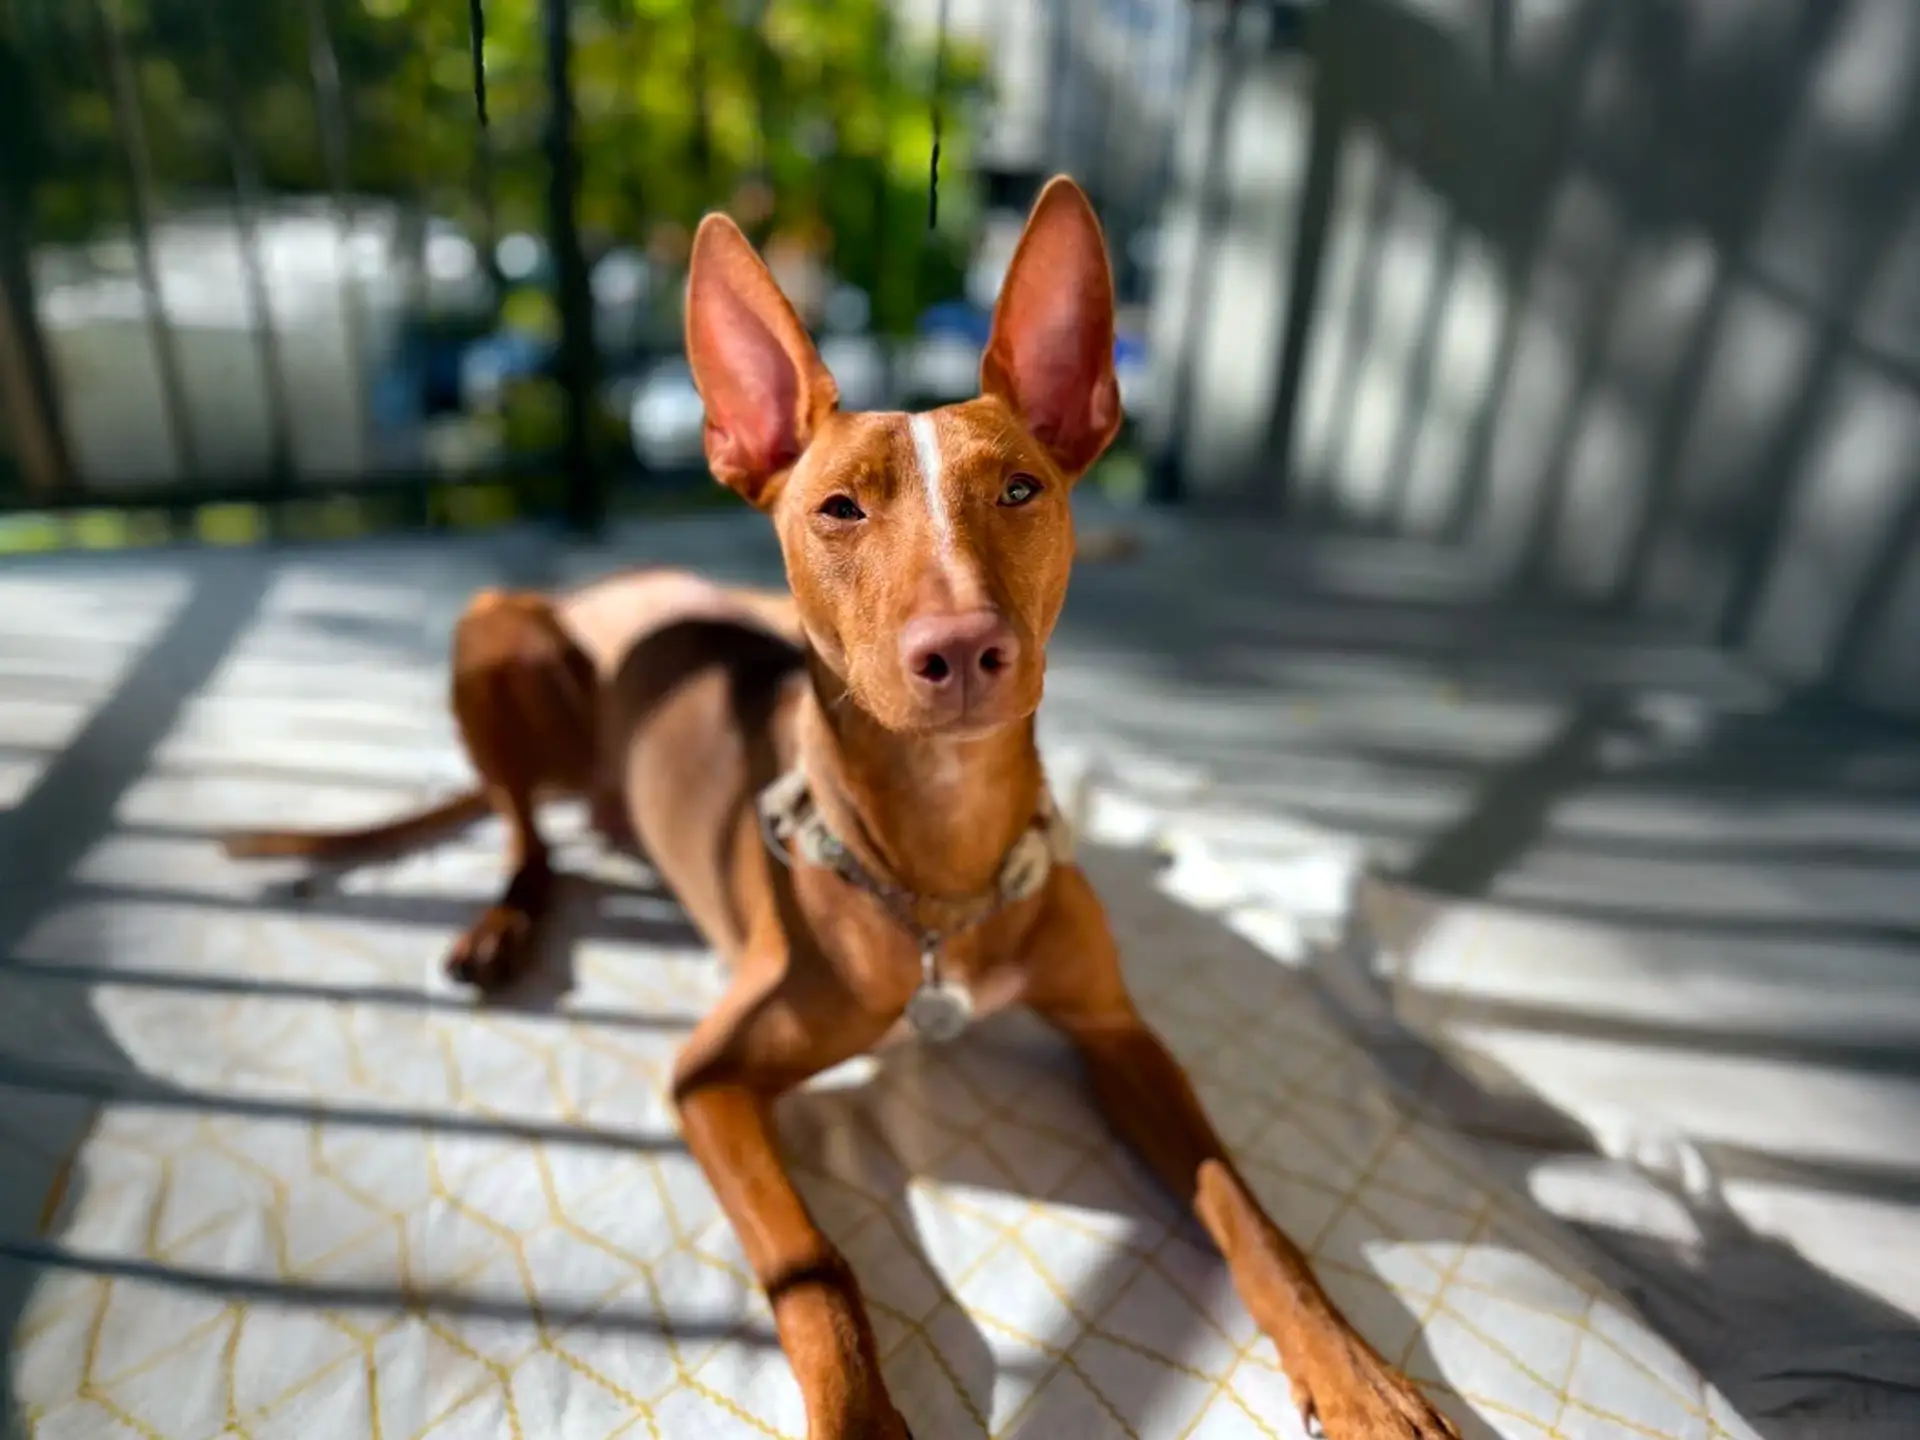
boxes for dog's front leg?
[1024,868,1459,1440]
[672,965,912,1440]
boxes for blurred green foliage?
[0,0,989,333]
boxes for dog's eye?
[817,494,866,523]
[998,474,1042,508]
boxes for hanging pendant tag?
[904,943,973,1044]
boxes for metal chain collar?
[756,765,1074,1040]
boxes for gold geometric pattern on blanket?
[2,580,1759,1439]
[3,867,1756,1439]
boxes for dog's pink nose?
[900,610,1018,694]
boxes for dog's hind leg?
[444,589,599,991]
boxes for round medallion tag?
[904,981,974,1044]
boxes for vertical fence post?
[0,22,75,502]
[298,0,375,482]
[1261,0,1341,516]
[0,153,75,499]
[0,226,73,501]
[468,0,504,295]
[1147,0,1247,505]
[1142,0,1199,296]
[91,0,201,486]
[543,0,604,537]
[688,1,716,198]
[866,3,894,341]
[204,0,298,490]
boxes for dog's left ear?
[980,176,1123,479]
[685,213,839,507]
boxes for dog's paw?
[1292,1348,1458,1440]
[446,905,541,991]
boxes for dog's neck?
[798,654,1044,902]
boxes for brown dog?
[225,178,1457,1439]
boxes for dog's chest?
[875,944,1027,1048]
[759,766,1075,1046]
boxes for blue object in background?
[1114,329,1150,417]
[368,355,423,436]
[391,325,479,417]
[915,300,993,349]
[417,333,473,416]
[459,330,555,412]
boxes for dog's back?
[567,569,808,959]
[556,568,802,677]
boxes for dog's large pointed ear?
[685,214,838,506]
[980,176,1123,479]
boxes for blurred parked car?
[33,200,454,487]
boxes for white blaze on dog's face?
[684,177,1124,736]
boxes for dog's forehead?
[809,403,1021,482]
[917,401,1029,475]
[828,410,910,472]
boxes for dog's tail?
[222,788,492,864]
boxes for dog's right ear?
[685,214,838,507]
[980,176,1122,479]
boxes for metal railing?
[0,0,1234,544]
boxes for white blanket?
[0,557,1761,1438]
